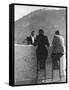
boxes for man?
[51,30,65,79]
[27,30,35,45]
[23,30,35,45]
[34,29,49,81]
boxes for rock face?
[15,9,66,45]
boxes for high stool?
[52,59,61,80]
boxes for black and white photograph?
[9,4,67,86]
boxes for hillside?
[15,8,66,45]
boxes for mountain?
[15,8,66,45]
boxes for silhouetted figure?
[51,30,65,79]
[23,31,35,45]
[34,29,49,81]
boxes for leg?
[44,62,46,80]
[36,60,39,81]
[51,54,54,80]
[43,52,48,81]
[51,54,57,80]
[58,53,63,80]
[36,50,39,81]
[52,62,53,80]
[58,59,61,80]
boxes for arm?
[45,36,49,47]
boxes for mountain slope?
[15,9,66,45]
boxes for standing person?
[51,30,65,79]
[34,29,49,82]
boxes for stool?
[52,59,61,80]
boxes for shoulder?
[55,35,64,40]
[57,35,64,43]
[57,35,64,39]
[27,36,31,39]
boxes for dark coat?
[34,34,49,70]
[26,36,33,45]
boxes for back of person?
[35,34,49,48]
[51,30,65,70]
[34,29,49,70]
[52,35,64,54]
[24,30,35,45]
[34,29,50,80]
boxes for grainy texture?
[15,45,66,84]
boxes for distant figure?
[23,31,35,45]
[51,30,65,70]
[34,29,49,81]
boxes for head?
[31,30,35,36]
[39,29,44,35]
[55,30,60,35]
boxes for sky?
[14,5,65,21]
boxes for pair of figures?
[25,29,65,81]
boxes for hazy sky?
[14,5,64,21]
